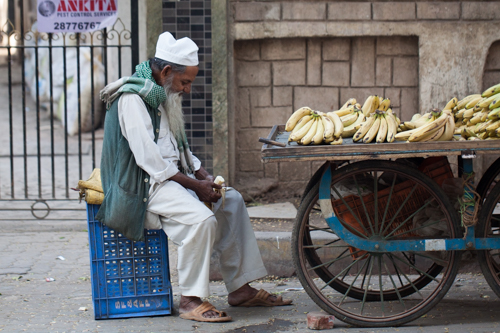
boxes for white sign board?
[37,0,118,33]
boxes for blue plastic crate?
[86,204,173,320]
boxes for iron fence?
[0,0,139,221]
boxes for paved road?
[1,230,500,333]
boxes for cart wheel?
[477,181,500,298]
[292,160,461,327]
[476,157,500,202]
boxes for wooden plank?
[261,125,500,163]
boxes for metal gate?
[0,0,139,221]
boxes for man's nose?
[183,84,191,94]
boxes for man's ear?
[161,65,172,81]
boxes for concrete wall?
[212,1,500,197]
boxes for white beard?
[162,79,185,143]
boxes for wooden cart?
[261,125,500,327]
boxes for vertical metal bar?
[103,28,108,85]
[35,39,42,198]
[63,35,69,198]
[20,0,28,198]
[90,41,96,169]
[130,0,139,71]
[76,33,82,181]
[8,46,14,198]
[118,44,122,78]
[7,0,15,33]
[49,33,55,198]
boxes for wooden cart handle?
[258,137,286,147]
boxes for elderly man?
[96,32,291,322]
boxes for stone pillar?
[212,0,231,183]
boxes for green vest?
[96,93,160,241]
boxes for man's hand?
[195,166,214,182]
[194,180,222,203]
[169,170,222,203]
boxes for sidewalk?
[1,230,500,333]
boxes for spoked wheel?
[477,181,500,298]
[476,157,500,202]
[292,160,461,327]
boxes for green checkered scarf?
[100,61,166,109]
[100,60,195,174]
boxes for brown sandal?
[179,301,232,322]
[235,289,293,307]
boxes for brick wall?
[232,1,500,23]
[234,36,419,194]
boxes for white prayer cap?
[155,32,199,66]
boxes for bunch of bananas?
[353,108,399,143]
[327,98,365,138]
[453,83,500,140]
[396,102,456,142]
[361,95,388,117]
[285,107,343,145]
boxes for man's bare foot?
[179,296,219,318]
[227,284,278,306]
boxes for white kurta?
[117,93,267,297]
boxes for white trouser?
[145,180,268,298]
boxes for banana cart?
[260,125,500,327]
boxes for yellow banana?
[455,108,466,119]
[322,115,334,141]
[299,118,319,145]
[376,114,388,143]
[361,95,373,116]
[463,108,475,119]
[478,94,499,109]
[486,120,500,132]
[489,96,500,110]
[476,119,494,133]
[363,115,381,143]
[340,98,357,110]
[465,96,483,109]
[481,111,489,122]
[470,111,487,125]
[487,107,500,120]
[454,125,466,135]
[457,94,481,110]
[443,97,458,111]
[330,137,343,145]
[289,117,315,142]
[407,111,449,142]
[482,83,500,98]
[437,114,455,141]
[411,113,422,122]
[285,106,312,131]
[342,112,366,137]
[327,112,344,139]
[420,126,445,142]
[378,98,391,112]
[340,112,358,127]
[332,105,355,117]
[313,117,325,144]
[290,115,312,136]
[394,126,420,141]
[353,115,376,142]
[385,113,397,143]
[405,112,432,129]
[362,95,380,117]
